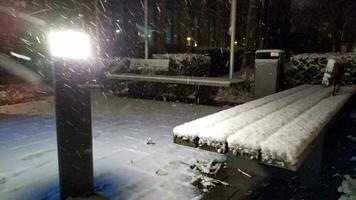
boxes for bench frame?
[105,72,243,87]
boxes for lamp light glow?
[49,30,92,59]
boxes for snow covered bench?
[128,58,170,72]
[173,84,356,171]
[173,84,311,147]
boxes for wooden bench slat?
[260,91,355,169]
[173,85,311,144]
[197,85,322,149]
[227,87,332,161]
[173,85,356,171]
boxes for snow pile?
[146,137,155,145]
[338,175,356,200]
[260,92,353,165]
[197,85,321,151]
[188,158,228,194]
[189,158,226,175]
[227,87,332,158]
[190,175,229,193]
[173,84,310,141]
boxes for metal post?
[53,60,94,200]
[144,0,149,59]
[229,0,237,79]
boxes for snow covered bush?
[286,53,356,88]
[338,175,356,200]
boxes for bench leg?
[295,135,323,188]
[194,85,200,104]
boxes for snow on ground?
[260,91,354,165]
[197,85,321,148]
[338,175,356,200]
[173,84,310,141]
[227,87,332,158]
[0,93,225,200]
[0,97,54,115]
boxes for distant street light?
[49,29,94,200]
[186,36,193,47]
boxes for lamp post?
[229,0,237,79]
[49,30,94,200]
[144,0,148,60]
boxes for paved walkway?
[0,93,225,200]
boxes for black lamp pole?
[53,59,94,200]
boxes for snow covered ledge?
[197,85,321,153]
[173,85,355,171]
[173,84,311,147]
[227,86,333,160]
[260,87,356,169]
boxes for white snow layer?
[197,85,322,144]
[173,84,311,140]
[174,84,355,165]
[227,87,332,155]
[322,59,336,86]
[338,175,356,200]
[260,92,353,165]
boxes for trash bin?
[254,49,285,98]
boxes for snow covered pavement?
[0,94,225,200]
